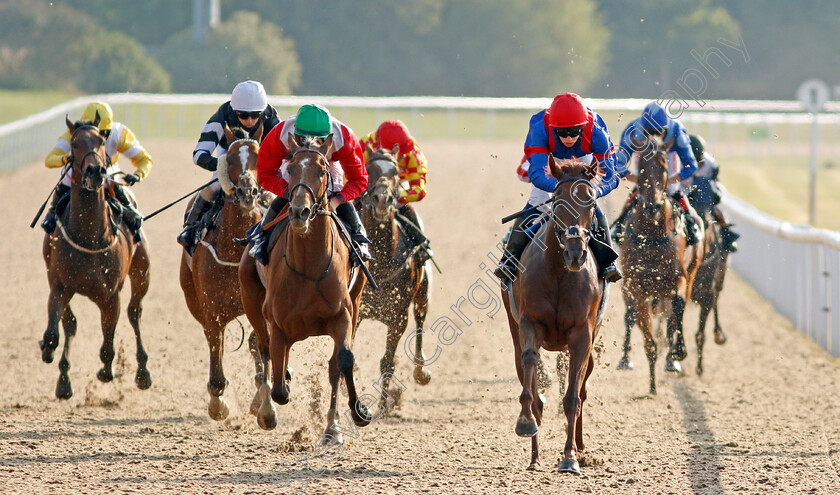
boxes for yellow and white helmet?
[80,101,114,130]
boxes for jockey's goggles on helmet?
[236,110,262,120]
[553,125,584,139]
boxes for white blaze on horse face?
[238,146,250,174]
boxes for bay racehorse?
[180,124,266,420]
[357,146,432,411]
[616,134,704,393]
[40,114,151,399]
[502,156,607,474]
[238,134,371,440]
[688,176,730,375]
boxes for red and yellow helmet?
[377,120,413,154]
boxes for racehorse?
[688,177,730,375]
[616,134,703,393]
[502,156,606,474]
[40,114,151,399]
[357,146,432,411]
[238,134,371,440]
[179,124,265,420]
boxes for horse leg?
[41,283,70,364]
[248,330,277,430]
[575,354,596,454]
[558,327,593,475]
[204,320,229,421]
[515,318,541,440]
[325,350,344,445]
[528,362,545,471]
[616,295,637,370]
[665,294,688,371]
[95,295,120,383]
[269,324,291,406]
[334,313,372,427]
[411,272,432,385]
[696,303,711,376]
[636,300,658,394]
[556,351,568,415]
[713,300,727,345]
[378,315,406,414]
[128,243,151,390]
[55,304,77,400]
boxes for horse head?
[65,113,108,192]
[634,133,671,219]
[363,144,400,221]
[547,155,599,272]
[285,133,334,234]
[220,124,262,210]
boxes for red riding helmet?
[377,120,413,154]
[547,93,588,128]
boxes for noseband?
[551,177,595,249]
[289,147,332,221]
[70,124,109,190]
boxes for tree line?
[0,0,835,99]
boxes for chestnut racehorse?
[502,156,606,474]
[40,114,151,399]
[180,125,265,420]
[239,134,371,441]
[616,135,704,393]
[358,146,432,411]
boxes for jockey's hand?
[667,174,682,186]
[624,172,637,183]
[62,154,73,166]
[123,174,140,186]
[329,196,341,210]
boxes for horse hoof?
[257,412,277,431]
[208,396,229,421]
[96,367,113,383]
[39,340,55,363]
[135,369,152,390]
[286,367,293,382]
[616,357,634,370]
[353,402,372,427]
[271,384,290,405]
[55,375,73,400]
[526,460,541,471]
[714,332,727,345]
[413,367,432,386]
[557,458,581,475]
[664,359,682,373]
[515,417,538,437]
[325,427,344,446]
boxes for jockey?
[42,101,150,240]
[610,102,701,245]
[686,134,739,252]
[494,92,622,283]
[248,103,370,265]
[177,80,281,254]
[360,120,433,262]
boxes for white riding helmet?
[230,80,267,112]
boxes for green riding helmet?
[294,104,333,137]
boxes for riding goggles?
[553,125,584,139]
[236,110,263,120]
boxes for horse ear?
[252,121,264,143]
[585,157,599,180]
[223,123,234,145]
[391,143,399,156]
[321,134,334,156]
[92,111,101,128]
[286,134,298,154]
[547,153,564,180]
[65,114,74,133]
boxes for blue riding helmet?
[640,102,668,133]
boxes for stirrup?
[601,264,622,283]
[41,212,57,234]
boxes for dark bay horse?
[616,135,703,393]
[358,146,432,411]
[239,134,371,441]
[180,125,264,420]
[689,179,730,375]
[40,114,151,399]
[502,156,605,474]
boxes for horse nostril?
[300,207,310,218]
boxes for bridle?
[69,124,110,191]
[551,177,596,250]
[288,147,332,222]
[225,137,261,208]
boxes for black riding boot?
[672,192,700,246]
[397,204,433,261]
[590,204,622,283]
[493,215,531,281]
[177,194,214,255]
[41,184,71,234]
[248,196,288,265]
[720,226,740,253]
[335,201,371,262]
[610,188,637,245]
[113,185,143,239]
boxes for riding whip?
[30,165,69,228]
[142,178,219,221]
[329,211,379,290]
[501,198,551,224]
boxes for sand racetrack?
[2,139,840,494]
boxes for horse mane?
[544,157,604,183]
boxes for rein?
[55,217,122,254]
[551,177,595,249]
[288,147,332,221]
